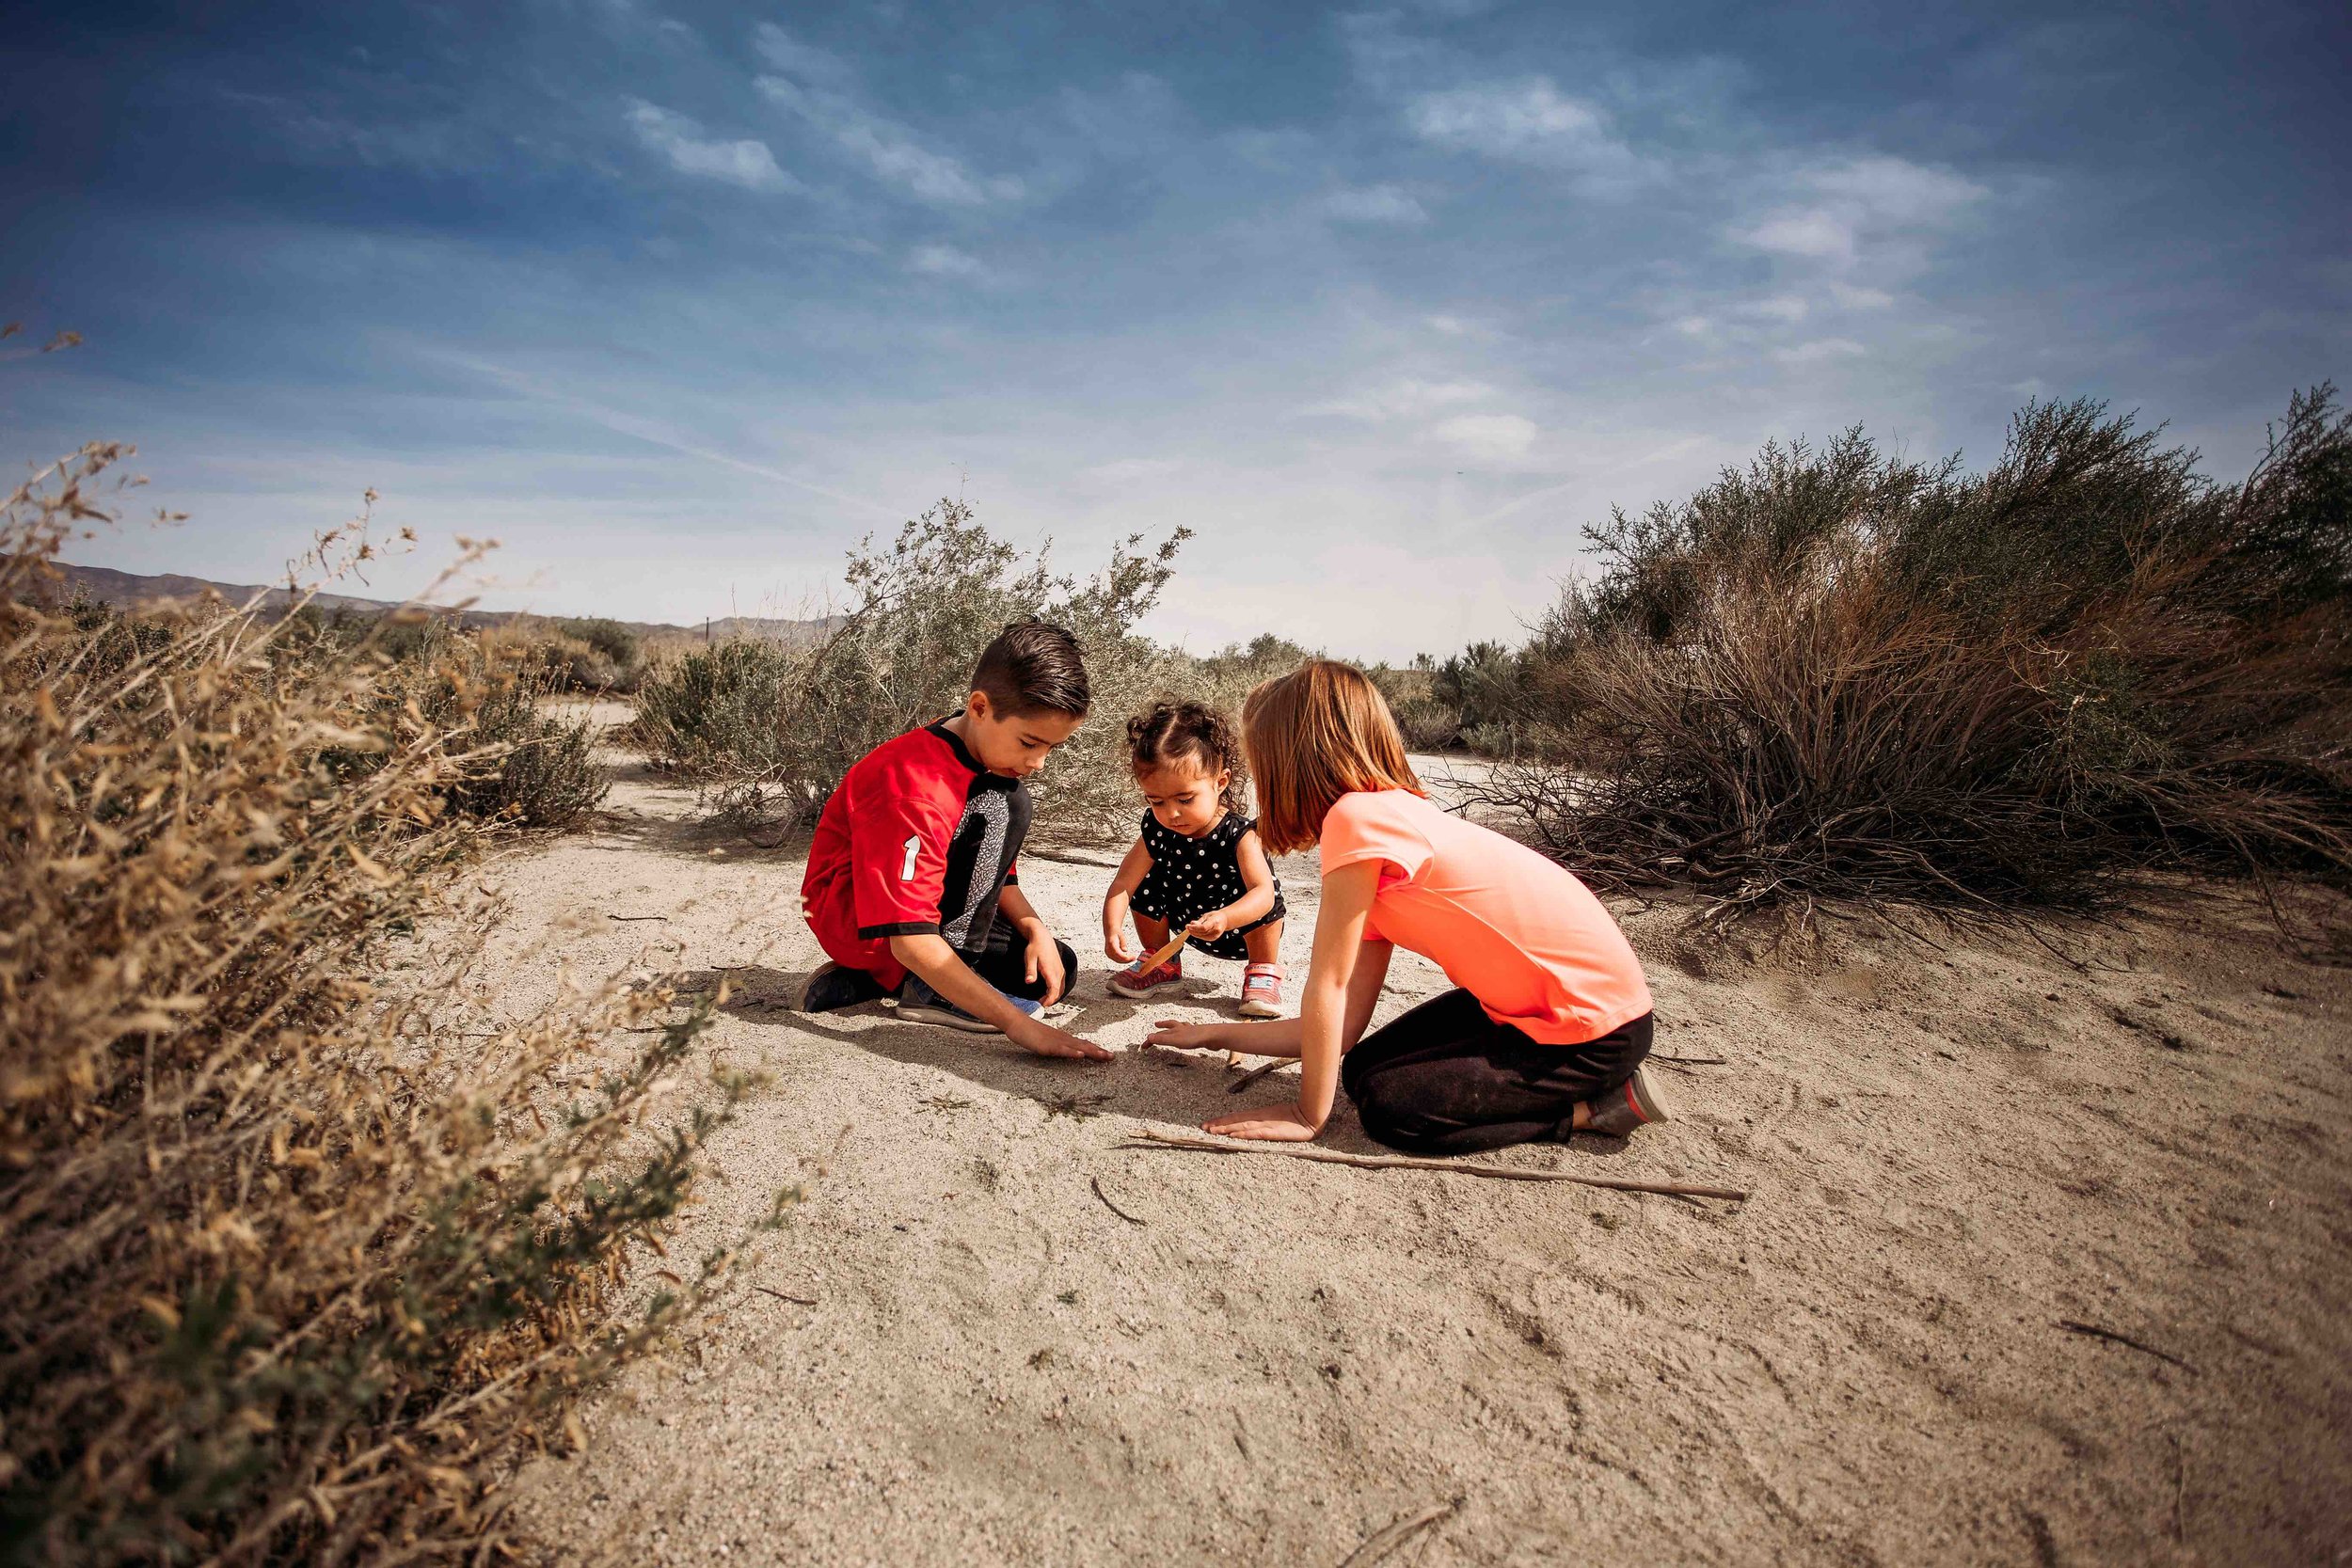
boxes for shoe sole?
[893,1000,1003,1035]
[1585,1066,1674,1136]
[1624,1065,1674,1123]
[1237,997,1282,1019]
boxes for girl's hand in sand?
[1144,1019,1232,1053]
[1202,1102,1322,1141]
[1103,921,1136,963]
[1011,1017,1112,1061]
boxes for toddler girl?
[1103,701,1287,1016]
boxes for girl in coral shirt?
[1146,660,1669,1151]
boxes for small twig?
[607,912,669,922]
[1089,1175,1146,1226]
[1651,1053,1726,1066]
[1339,1497,1461,1567]
[1122,1129,1750,1201]
[2171,1428,2187,1543]
[1228,1057,1291,1093]
[754,1286,817,1307]
[2057,1319,2197,1372]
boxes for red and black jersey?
[800,721,1029,991]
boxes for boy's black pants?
[950,914,1079,1003]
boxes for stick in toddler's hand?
[1139,925,1190,974]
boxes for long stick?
[1121,1129,1750,1201]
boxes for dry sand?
[466,710,2351,1565]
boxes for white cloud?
[1077,457,1183,485]
[1773,338,1867,364]
[1829,281,1897,309]
[625,100,795,192]
[1406,78,1646,181]
[750,23,857,87]
[907,243,985,278]
[753,40,1022,208]
[1733,155,1987,272]
[1322,184,1430,225]
[1306,378,1494,421]
[1739,210,1856,262]
[1740,294,1811,323]
[1422,313,1494,338]
[1432,412,1537,458]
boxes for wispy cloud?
[754,25,1022,207]
[1773,337,1867,364]
[1305,378,1494,421]
[908,243,986,278]
[1406,78,1649,183]
[1322,184,1429,225]
[1733,155,1987,272]
[1431,412,1537,458]
[625,99,797,191]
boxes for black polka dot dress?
[1129,808,1285,961]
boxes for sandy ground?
[469,708,2352,1565]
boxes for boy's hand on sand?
[1024,929,1069,1005]
[1011,1017,1112,1061]
[1203,1103,1321,1141]
[1144,1019,1229,1052]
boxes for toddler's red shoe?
[1238,962,1284,1019]
[1109,956,1183,998]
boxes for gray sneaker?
[1583,1066,1674,1137]
[893,974,1043,1034]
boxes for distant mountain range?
[35,560,838,643]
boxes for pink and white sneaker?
[1109,956,1184,998]
[1238,963,1285,1019]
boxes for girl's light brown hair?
[1243,659,1426,854]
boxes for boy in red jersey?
[798,622,1109,1061]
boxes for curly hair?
[1125,699,1245,815]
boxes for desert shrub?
[361,624,610,831]
[632,499,1190,841]
[1464,386,2352,916]
[0,445,763,1565]
[629,636,810,776]
[556,616,641,681]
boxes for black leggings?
[1340,990,1653,1155]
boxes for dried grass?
[1459,387,2352,924]
[1,445,767,1565]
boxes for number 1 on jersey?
[900,833,921,882]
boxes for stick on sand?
[1339,1498,1462,1567]
[1121,1129,1750,1201]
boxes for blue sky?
[3,0,2344,659]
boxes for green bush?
[632,499,1192,841]
[1459,386,2352,915]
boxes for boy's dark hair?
[971,620,1090,718]
[1126,699,1244,814]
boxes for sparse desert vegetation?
[5,388,2348,1565]
[0,447,771,1566]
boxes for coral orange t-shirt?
[1317,789,1651,1045]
